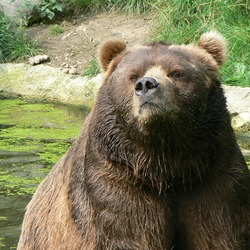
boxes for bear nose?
[135,77,159,96]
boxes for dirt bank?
[27,12,155,74]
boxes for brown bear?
[18,31,250,250]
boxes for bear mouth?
[139,99,156,108]
[132,92,179,123]
[137,100,162,117]
[140,101,150,107]
[135,99,179,120]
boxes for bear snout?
[135,77,159,97]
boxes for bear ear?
[198,31,227,67]
[99,39,127,73]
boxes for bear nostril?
[135,81,143,91]
[145,80,158,90]
[135,77,159,96]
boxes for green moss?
[0,237,5,247]
[0,171,43,196]
[0,64,26,86]
[38,141,72,164]
[0,99,83,134]
[0,99,88,196]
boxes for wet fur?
[18,31,250,250]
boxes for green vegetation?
[17,0,63,21]
[153,0,250,87]
[39,0,63,20]
[1,0,249,85]
[0,99,87,247]
[0,237,4,248]
[49,24,65,35]
[0,99,84,155]
[83,59,100,77]
[0,99,87,196]
[0,11,37,62]
[63,0,152,13]
[75,0,250,86]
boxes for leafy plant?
[14,0,63,22]
[39,0,63,20]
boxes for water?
[0,99,89,249]
[0,99,249,249]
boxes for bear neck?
[88,83,237,193]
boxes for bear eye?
[130,75,139,82]
[168,70,184,78]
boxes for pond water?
[0,99,249,249]
[0,99,89,249]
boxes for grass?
[49,24,65,35]
[63,0,153,13]
[0,11,37,62]
[152,0,250,87]
[83,59,100,77]
[1,0,249,86]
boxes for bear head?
[98,31,227,137]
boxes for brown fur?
[18,31,250,250]
[98,39,126,75]
[198,30,227,66]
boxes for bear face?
[98,31,227,135]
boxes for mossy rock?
[0,63,102,108]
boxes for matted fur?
[18,31,250,250]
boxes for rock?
[1,0,41,24]
[0,62,249,132]
[62,32,72,40]
[0,63,103,108]
[68,68,77,75]
[223,85,250,114]
[62,68,69,74]
[29,55,50,65]
[223,85,250,132]
[232,112,250,132]
[61,64,77,74]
